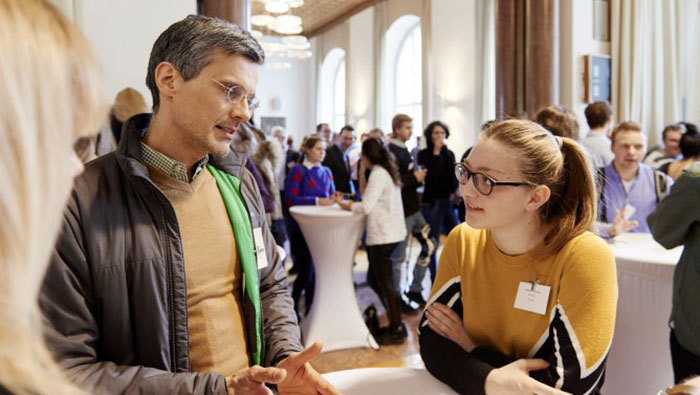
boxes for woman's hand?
[426,302,475,352]
[485,359,571,395]
[317,197,334,206]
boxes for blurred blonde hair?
[0,0,107,393]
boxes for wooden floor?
[289,239,440,374]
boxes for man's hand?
[485,359,571,395]
[277,342,340,395]
[226,365,286,395]
[610,208,639,237]
[665,376,700,394]
[414,169,427,183]
[426,302,475,352]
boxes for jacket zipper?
[161,207,177,370]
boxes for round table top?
[322,368,456,395]
[289,204,364,218]
[609,232,682,266]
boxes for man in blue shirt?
[597,121,673,237]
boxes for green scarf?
[207,165,262,365]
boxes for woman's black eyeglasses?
[454,163,535,195]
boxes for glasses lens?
[455,164,468,184]
[474,173,493,195]
[248,97,260,111]
[227,86,245,102]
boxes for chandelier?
[251,0,312,69]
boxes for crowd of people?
[2,1,700,394]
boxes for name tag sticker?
[253,227,269,270]
[514,281,551,315]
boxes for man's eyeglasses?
[454,162,535,196]
[209,77,260,112]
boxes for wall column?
[200,0,251,30]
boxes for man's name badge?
[514,279,550,315]
[253,227,269,270]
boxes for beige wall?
[560,0,611,137]
[74,0,196,107]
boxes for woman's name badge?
[253,227,269,270]
[514,278,550,315]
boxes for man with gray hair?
[40,15,337,395]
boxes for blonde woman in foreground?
[0,0,106,393]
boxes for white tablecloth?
[289,205,378,352]
[603,232,683,395]
[323,368,457,395]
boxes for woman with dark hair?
[417,121,460,281]
[336,138,408,345]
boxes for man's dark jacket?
[388,141,421,216]
[39,114,303,394]
[322,144,353,194]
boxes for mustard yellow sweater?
[419,224,617,395]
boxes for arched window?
[319,48,346,132]
[395,23,422,135]
[333,59,346,131]
[382,15,421,148]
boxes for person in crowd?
[271,126,300,271]
[0,1,107,393]
[660,131,700,180]
[98,87,149,154]
[369,127,386,144]
[287,134,298,153]
[322,125,356,196]
[644,123,686,169]
[233,121,276,216]
[317,122,332,144]
[285,134,336,317]
[534,105,580,141]
[335,138,408,345]
[387,114,436,311]
[582,101,615,168]
[249,125,288,247]
[76,88,149,163]
[411,135,423,165]
[597,121,673,237]
[420,119,617,395]
[649,161,700,385]
[347,137,363,196]
[417,121,460,289]
[40,15,336,395]
[681,122,698,136]
[73,134,99,164]
[271,126,290,195]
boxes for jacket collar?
[116,113,246,179]
[390,138,407,149]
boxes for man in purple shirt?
[597,121,673,237]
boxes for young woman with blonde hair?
[0,0,106,393]
[420,120,617,395]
